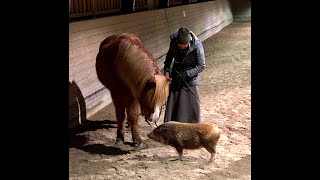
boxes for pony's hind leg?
[113,98,126,145]
[126,100,141,147]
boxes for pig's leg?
[176,147,184,161]
[205,145,217,162]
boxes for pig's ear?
[159,126,169,134]
[162,128,168,134]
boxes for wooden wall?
[70,0,122,18]
[69,0,233,128]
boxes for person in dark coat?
[163,27,206,123]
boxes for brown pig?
[147,121,221,162]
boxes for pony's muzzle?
[144,105,161,125]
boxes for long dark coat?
[163,31,206,123]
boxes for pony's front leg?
[126,100,141,147]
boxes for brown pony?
[95,33,170,148]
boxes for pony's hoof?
[133,141,147,151]
[131,137,142,147]
[114,140,124,147]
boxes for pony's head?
[140,74,171,124]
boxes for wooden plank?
[88,0,92,12]
[70,0,74,13]
[190,11,224,28]
[70,12,166,41]
[135,0,140,6]
[100,0,103,10]
[92,0,96,16]
[85,87,110,108]
[168,17,213,33]
[81,81,104,98]
[85,89,112,116]
[101,0,105,10]
[116,0,120,8]
[169,4,217,20]
[74,0,79,13]
[101,0,105,11]
[70,41,99,59]
[69,66,95,82]
[69,18,167,50]
[70,13,167,42]
[141,28,170,48]
[76,73,98,91]
[69,68,96,85]
[196,18,231,36]
[83,0,87,12]
[96,0,99,11]
[95,0,98,11]
[198,18,232,42]
[70,65,96,84]
[166,8,218,30]
[84,85,108,103]
[70,33,108,51]
[69,61,96,81]
[128,19,168,35]
[102,0,105,11]
[79,0,83,13]
[69,12,94,19]
[138,24,169,42]
[84,0,88,12]
[93,8,121,16]
[70,9,165,33]
[69,59,96,77]
[183,11,221,30]
[132,19,168,37]
[142,33,169,52]
[146,40,170,58]
[69,50,98,68]
[167,10,218,32]
[147,36,170,50]
[149,42,170,59]
[166,5,217,24]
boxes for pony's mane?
[146,74,170,107]
[115,33,161,98]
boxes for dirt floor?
[69,21,251,180]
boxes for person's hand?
[163,67,171,78]
[165,72,171,79]
[178,71,188,82]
